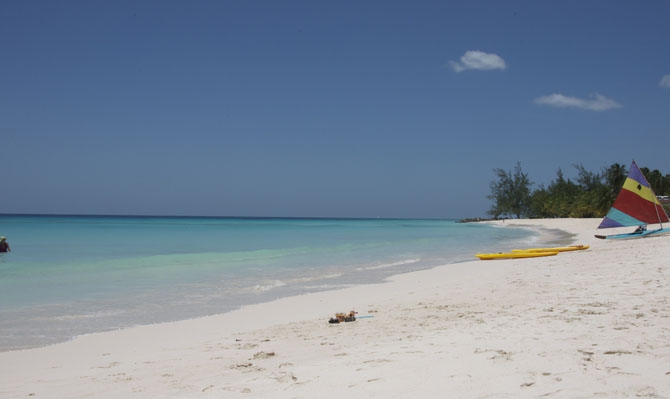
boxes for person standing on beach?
[0,236,10,252]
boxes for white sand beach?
[2,218,670,398]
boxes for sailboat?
[595,161,670,239]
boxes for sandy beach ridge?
[2,218,670,398]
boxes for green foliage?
[640,167,668,197]
[602,163,627,209]
[487,162,532,218]
[488,162,670,219]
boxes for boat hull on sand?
[595,228,670,240]
[475,251,558,260]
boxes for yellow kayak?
[512,245,590,253]
[475,251,559,260]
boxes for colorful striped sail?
[598,161,669,229]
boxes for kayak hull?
[475,251,558,260]
[512,245,589,253]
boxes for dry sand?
[2,218,670,398]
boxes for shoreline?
[0,218,534,353]
[0,216,504,352]
[3,218,670,398]
[0,218,548,353]
[484,219,578,247]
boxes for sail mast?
[639,161,669,229]
[635,160,668,229]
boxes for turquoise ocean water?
[0,215,539,351]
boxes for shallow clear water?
[0,215,538,351]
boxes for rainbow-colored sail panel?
[598,161,669,229]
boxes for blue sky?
[2,1,669,218]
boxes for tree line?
[487,162,670,219]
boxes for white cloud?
[449,50,506,72]
[660,75,670,88]
[533,93,622,111]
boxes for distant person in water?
[0,236,10,252]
